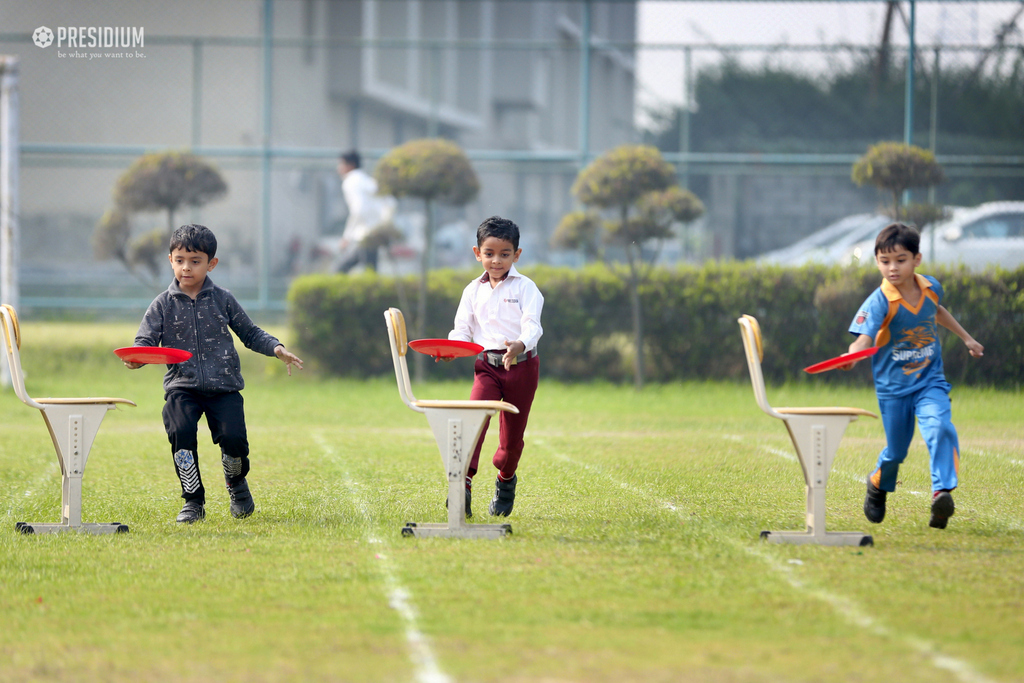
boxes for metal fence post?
[259,0,274,311]
[1,56,19,389]
[578,0,591,165]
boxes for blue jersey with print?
[849,274,949,399]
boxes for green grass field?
[1,323,1022,682]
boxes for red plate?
[114,346,193,365]
[804,346,880,374]
[408,339,483,359]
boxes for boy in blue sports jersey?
[844,223,983,529]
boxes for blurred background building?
[0,0,1021,312]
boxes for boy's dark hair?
[340,150,361,169]
[477,216,520,250]
[875,222,920,256]
[169,224,218,259]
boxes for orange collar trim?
[880,274,932,302]
[880,274,935,314]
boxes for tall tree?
[554,145,705,389]
[374,139,480,380]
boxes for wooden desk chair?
[384,307,517,539]
[738,314,877,546]
[1,304,135,535]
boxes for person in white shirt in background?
[334,150,395,273]
[448,216,544,518]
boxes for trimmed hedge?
[288,263,1024,387]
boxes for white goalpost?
[1,55,20,388]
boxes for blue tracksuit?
[849,274,959,493]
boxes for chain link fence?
[0,0,1021,313]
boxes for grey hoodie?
[135,277,280,394]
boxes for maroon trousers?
[468,354,539,480]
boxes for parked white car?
[757,213,891,266]
[844,202,1024,270]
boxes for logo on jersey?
[893,324,938,377]
[855,310,868,325]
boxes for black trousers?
[163,389,250,503]
[335,245,378,273]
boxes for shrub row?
[288,264,1024,387]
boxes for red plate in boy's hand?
[114,346,193,365]
[804,346,880,374]
[408,339,484,360]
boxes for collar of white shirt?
[478,263,521,284]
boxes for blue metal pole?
[259,0,273,310]
[902,0,916,207]
[904,0,916,147]
[578,0,591,164]
[191,40,203,148]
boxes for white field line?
[315,433,451,683]
[976,449,1024,467]
[743,544,997,683]
[537,438,996,683]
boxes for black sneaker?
[929,490,955,529]
[176,500,205,524]
[227,478,255,519]
[445,477,473,518]
[489,473,517,517]
[864,477,887,524]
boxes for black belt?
[479,349,538,367]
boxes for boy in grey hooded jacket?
[126,224,303,523]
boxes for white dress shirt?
[448,264,544,352]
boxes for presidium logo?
[32,25,145,59]
[32,26,53,48]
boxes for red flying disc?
[114,346,193,365]
[804,346,880,374]
[408,339,483,359]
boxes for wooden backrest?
[0,304,43,409]
[389,307,408,357]
[1,303,20,352]
[737,315,777,418]
[384,307,420,411]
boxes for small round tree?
[95,151,228,280]
[557,145,705,389]
[375,139,480,380]
[115,151,228,234]
[851,142,945,216]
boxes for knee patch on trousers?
[174,449,202,494]
[222,454,244,478]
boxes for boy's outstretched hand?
[274,345,304,375]
[502,339,525,370]
[966,339,984,358]
[123,361,144,370]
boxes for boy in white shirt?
[448,216,544,517]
